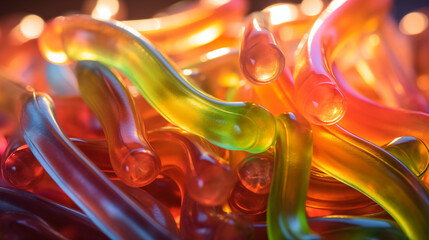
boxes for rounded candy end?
[119,148,160,188]
[302,83,345,125]
[242,43,285,85]
[3,148,44,188]
[188,158,234,206]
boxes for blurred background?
[0,0,428,22]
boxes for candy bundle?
[0,0,428,239]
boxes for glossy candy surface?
[76,61,160,187]
[1,0,429,239]
[38,15,276,153]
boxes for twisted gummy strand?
[0,187,107,239]
[19,92,178,239]
[313,124,429,239]
[293,0,390,125]
[75,61,160,187]
[332,64,429,147]
[38,15,276,153]
[256,216,406,240]
[308,216,406,239]
[267,113,319,240]
[240,49,429,238]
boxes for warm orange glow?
[204,0,230,7]
[356,60,376,86]
[91,0,119,20]
[123,19,161,32]
[45,51,68,64]
[188,24,222,46]
[266,4,299,25]
[301,0,324,16]
[400,12,428,35]
[417,74,429,91]
[20,14,45,39]
[220,71,240,87]
[206,47,231,60]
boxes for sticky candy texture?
[38,15,276,153]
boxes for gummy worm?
[293,0,391,125]
[0,187,107,239]
[267,113,319,239]
[75,61,160,187]
[240,12,285,85]
[313,124,429,239]
[38,15,276,153]
[148,127,234,206]
[19,92,179,239]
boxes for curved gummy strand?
[19,92,178,239]
[38,15,276,153]
[75,61,160,187]
[180,194,254,240]
[240,13,285,85]
[252,63,297,115]
[123,0,247,55]
[239,77,382,216]
[0,187,107,239]
[358,27,428,111]
[111,180,179,235]
[308,216,406,239]
[382,136,429,178]
[313,124,429,239]
[3,126,233,207]
[307,168,382,217]
[245,69,429,238]
[0,212,69,240]
[255,216,406,240]
[267,113,320,240]
[148,127,234,206]
[182,47,242,101]
[1,138,180,234]
[145,129,253,239]
[331,64,429,146]
[293,0,391,125]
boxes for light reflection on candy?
[149,127,234,206]
[1,0,429,239]
[294,0,390,125]
[76,61,161,187]
[122,0,247,56]
[240,13,285,85]
[267,113,319,239]
[19,92,179,239]
[0,187,107,239]
[38,15,276,153]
